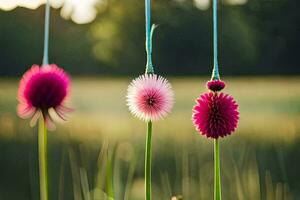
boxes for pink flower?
[206,80,225,92]
[17,64,72,129]
[192,92,239,139]
[126,74,174,122]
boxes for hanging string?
[145,0,155,74]
[42,0,51,66]
[211,0,220,80]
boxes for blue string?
[145,0,154,74]
[42,0,50,66]
[211,0,220,80]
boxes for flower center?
[27,73,67,109]
[147,96,156,106]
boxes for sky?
[0,0,247,24]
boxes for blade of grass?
[160,172,172,199]
[106,144,116,200]
[58,149,66,200]
[182,149,189,199]
[124,155,136,200]
[80,167,91,200]
[94,142,109,200]
[69,146,83,200]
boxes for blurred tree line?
[0,0,299,76]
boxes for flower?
[17,64,72,129]
[206,80,225,92]
[192,92,239,139]
[126,74,174,122]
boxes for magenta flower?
[207,80,225,92]
[126,74,174,122]
[192,92,239,139]
[17,64,72,129]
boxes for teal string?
[211,0,220,80]
[145,0,154,74]
[42,0,50,66]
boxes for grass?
[0,77,299,199]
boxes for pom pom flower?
[126,72,174,200]
[17,64,71,129]
[126,74,174,122]
[126,0,175,199]
[191,0,240,199]
[18,2,73,200]
[192,91,239,139]
[192,78,239,199]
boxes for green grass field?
[0,77,299,200]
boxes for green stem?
[145,121,152,200]
[214,139,222,200]
[38,117,48,200]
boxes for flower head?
[207,80,225,92]
[17,64,72,129]
[126,74,174,122]
[192,92,239,139]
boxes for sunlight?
[0,0,248,23]
[194,0,210,10]
[0,0,98,24]
[194,0,247,10]
[60,0,98,24]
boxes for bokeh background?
[0,0,299,199]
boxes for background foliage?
[0,0,300,76]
